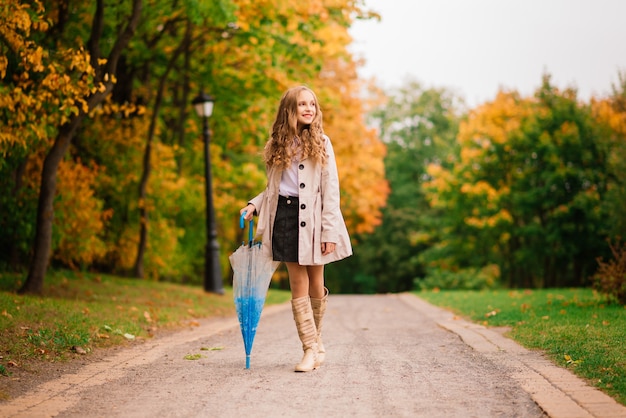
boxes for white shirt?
[279,139,301,197]
[279,158,300,197]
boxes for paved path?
[1,294,624,417]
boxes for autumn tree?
[425,76,611,288]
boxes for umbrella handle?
[240,211,254,244]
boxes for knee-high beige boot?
[310,287,328,364]
[291,296,319,372]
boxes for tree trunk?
[131,24,190,278]
[132,134,152,278]
[19,122,81,294]
[175,21,193,176]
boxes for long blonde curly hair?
[263,86,327,169]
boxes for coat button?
[300,221,306,227]
[299,183,305,189]
[300,203,306,210]
[299,164,304,170]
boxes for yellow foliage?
[592,97,626,135]
[460,180,497,200]
[459,91,531,153]
[145,217,184,279]
[0,12,98,154]
[464,210,512,229]
[0,1,34,51]
[116,226,140,270]
[53,159,111,268]
[424,163,457,205]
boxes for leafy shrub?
[593,238,626,304]
[416,264,500,290]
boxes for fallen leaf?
[564,353,582,366]
[485,310,498,318]
[8,360,18,367]
[1,310,12,319]
[144,311,152,323]
[184,354,205,360]
[201,346,224,351]
[123,333,135,340]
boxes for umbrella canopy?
[229,213,280,369]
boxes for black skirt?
[272,195,299,262]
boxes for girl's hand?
[321,242,336,255]
[240,204,256,221]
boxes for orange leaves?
[1,8,98,154]
[592,97,626,135]
[458,91,530,153]
[464,210,513,229]
[460,181,498,204]
[0,56,7,79]
[0,0,36,51]
[25,46,46,72]
[53,159,111,268]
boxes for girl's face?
[295,90,316,128]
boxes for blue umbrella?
[229,212,280,369]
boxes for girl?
[240,85,352,372]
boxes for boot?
[291,296,319,372]
[310,287,328,364]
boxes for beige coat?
[249,136,352,266]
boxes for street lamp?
[192,91,224,294]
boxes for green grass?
[417,288,626,406]
[0,270,291,381]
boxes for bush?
[593,238,626,304]
[416,264,500,290]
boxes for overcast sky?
[349,0,626,107]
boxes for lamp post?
[192,91,224,294]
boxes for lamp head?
[192,91,215,118]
